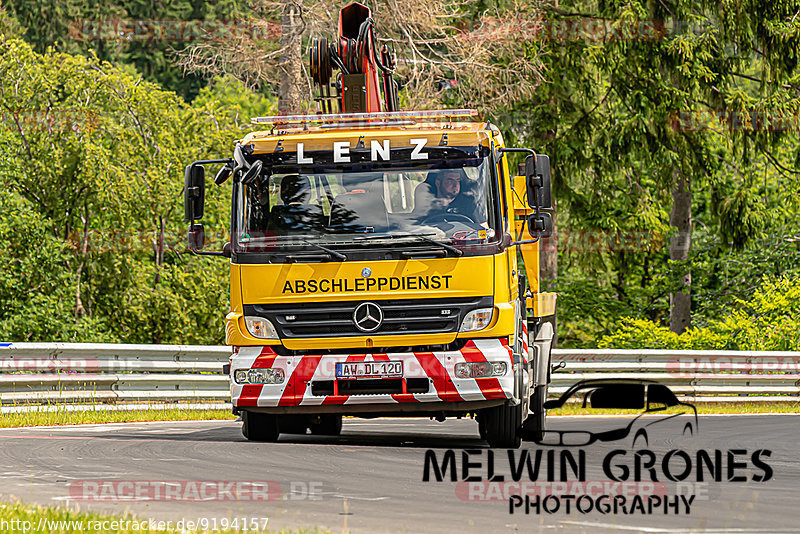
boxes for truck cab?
[184,110,556,447]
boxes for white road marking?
[329,493,388,502]
[555,522,796,533]
[548,414,799,419]
[14,420,235,431]
[29,425,152,432]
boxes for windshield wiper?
[299,239,347,261]
[343,232,463,257]
[354,232,463,257]
[350,232,440,242]
[407,235,463,257]
[355,233,463,257]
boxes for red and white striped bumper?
[230,339,515,409]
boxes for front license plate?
[335,361,403,379]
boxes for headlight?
[233,367,285,384]
[459,308,494,332]
[244,316,279,339]
[454,361,508,378]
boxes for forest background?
[0,0,798,349]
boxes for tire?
[309,415,343,436]
[481,402,523,448]
[278,415,309,435]
[523,385,547,442]
[242,411,280,442]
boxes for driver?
[412,169,483,223]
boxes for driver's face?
[436,172,461,200]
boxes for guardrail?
[550,348,800,402]
[0,344,798,411]
[0,343,231,413]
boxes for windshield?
[233,156,498,256]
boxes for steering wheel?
[421,212,476,226]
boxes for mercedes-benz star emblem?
[353,302,383,332]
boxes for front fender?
[531,321,554,387]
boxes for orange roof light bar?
[251,109,479,125]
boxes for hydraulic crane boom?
[310,2,399,113]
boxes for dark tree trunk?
[278,1,303,113]
[669,169,691,334]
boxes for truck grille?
[245,296,492,338]
[310,378,430,396]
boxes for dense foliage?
[0,35,274,343]
[2,0,249,99]
[600,277,800,350]
[0,1,797,349]
[495,0,800,347]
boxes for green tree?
[497,0,800,344]
[0,186,110,341]
[599,276,800,351]
[2,0,248,99]
[0,36,256,343]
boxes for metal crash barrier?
[1,344,798,412]
[0,343,231,413]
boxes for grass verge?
[0,499,325,533]
[1,401,797,429]
[0,407,236,428]
[549,401,800,416]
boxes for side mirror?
[241,160,263,186]
[188,223,205,250]
[527,212,553,238]
[525,154,552,209]
[214,164,233,185]
[184,164,205,222]
[535,155,552,209]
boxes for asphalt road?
[0,415,798,533]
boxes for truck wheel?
[523,385,547,442]
[278,415,309,435]
[242,411,279,442]
[310,415,343,436]
[481,402,522,448]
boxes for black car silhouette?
[536,379,698,447]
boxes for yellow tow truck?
[183,3,556,448]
